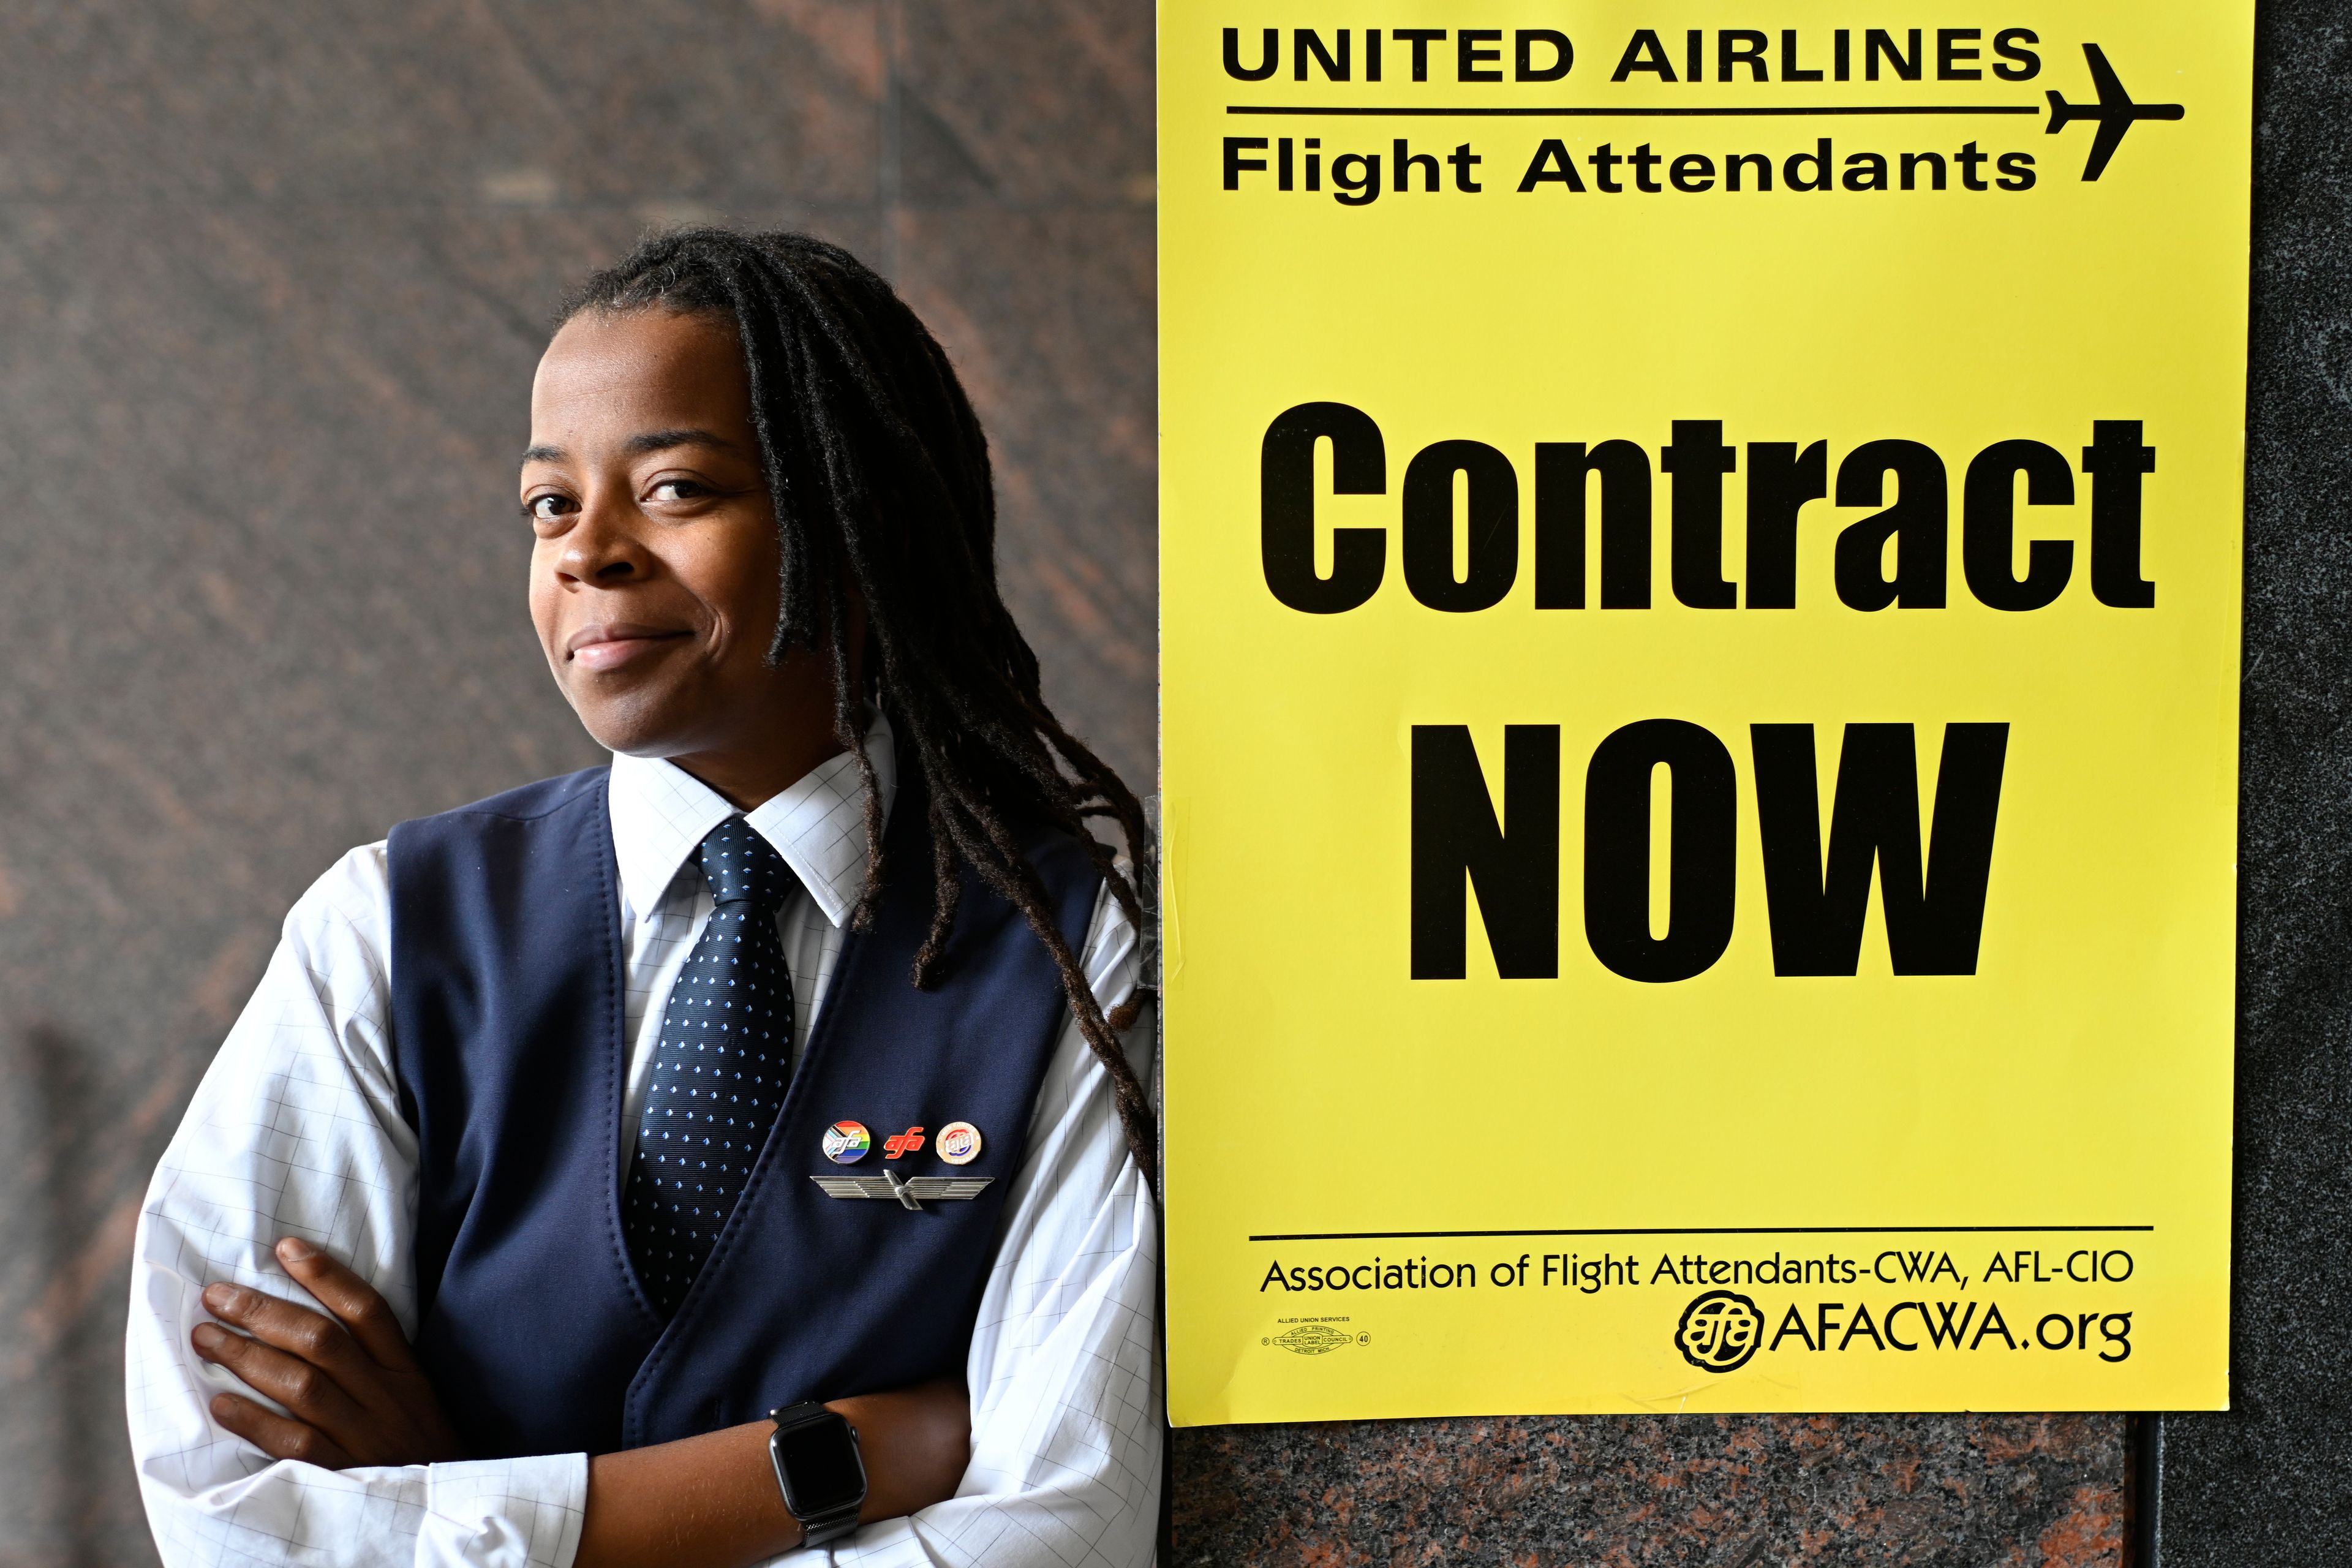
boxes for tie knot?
[695,816,795,913]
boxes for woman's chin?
[565,687,703,760]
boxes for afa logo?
[1675,1291,1768,1374]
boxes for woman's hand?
[195,1237,972,1566]
[192,1237,464,1469]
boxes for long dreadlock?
[556,228,1158,1193]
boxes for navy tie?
[623,816,800,1317]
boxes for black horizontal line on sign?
[1246,1224,2156,1242]
[1224,104,2042,118]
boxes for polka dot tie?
[622,816,800,1318]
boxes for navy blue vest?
[386,764,1101,1458]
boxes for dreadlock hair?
[556,227,1158,1193]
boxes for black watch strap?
[768,1401,867,1548]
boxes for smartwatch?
[767,1401,868,1548]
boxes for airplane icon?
[2045,43,2185,182]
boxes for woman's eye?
[525,494,575,522]
[648,478,707,502]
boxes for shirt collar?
[606,712,898,929]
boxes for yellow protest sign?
[1159,2,2248,1420]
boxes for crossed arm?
[194,1237,971,1568]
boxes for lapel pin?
[935,1121,982,1166]
[821,1121,872,1163]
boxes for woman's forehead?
[530,309,750,443]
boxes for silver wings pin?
[812,1169,994,1211]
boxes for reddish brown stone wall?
[1175,1415,2123,1566]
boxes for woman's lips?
[567,624,690,673]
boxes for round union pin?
[821,1120,872,1163]
[935,1121,983,1166]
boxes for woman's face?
[522,307,817,767]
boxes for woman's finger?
[208,1390,357,1470]
[201,1280,375,1389]
[192,1322,372,1439]
[274,1238,416,1370]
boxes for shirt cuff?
[419,1453,589,1568]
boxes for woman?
[126,229,1160,1567]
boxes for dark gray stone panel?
[2160,6,2352,1562]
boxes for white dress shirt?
[125,717,1161,1568]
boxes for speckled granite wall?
[0,4,2334,1566]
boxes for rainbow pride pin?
[821,1120,872,1163]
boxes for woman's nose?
[553,500,649,586]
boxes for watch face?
[774,1418,865,1516]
